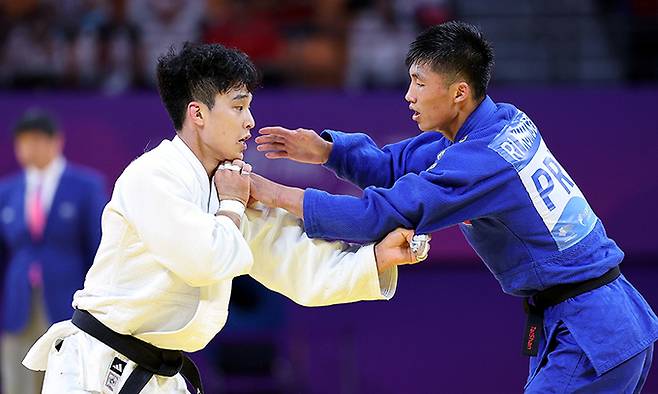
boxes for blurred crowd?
[0,0,656,92]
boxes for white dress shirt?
[23,135,396,373]
[24,156,66,217]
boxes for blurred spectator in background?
[626,0,658,81]
[202,0,287,85]
[345,0,418,89]
[129,0,204,86]
[97,0,143,93]
[0,110,106,394]
[0,3,70,88]
[1,0,655,90]
[55,0,107,88]
[282,0,349,87]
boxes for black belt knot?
[522,266,620,356]
[71,309,204,394]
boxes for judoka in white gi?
[22,43,427,393]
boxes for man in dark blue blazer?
[0,109,106,394]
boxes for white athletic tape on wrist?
[218,199,245,217]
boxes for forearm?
[276,186,304,218]
[242,207,397,306]
[303,188,414,243]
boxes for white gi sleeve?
[118,163,253,287]
[242,205,397,306]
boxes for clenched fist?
[214,159,252,205]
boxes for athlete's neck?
[440,97,482,142]
[177,128,220,178]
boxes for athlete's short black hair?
[405,21,494,100]
[156,43,260,131]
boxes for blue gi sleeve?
[321,129,444,189]
[304,141,516,243]
[80,174,107,269]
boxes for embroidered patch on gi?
[104,357,127,392]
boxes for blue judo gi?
[302,96,658,392]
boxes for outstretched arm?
[251,143,515,243]
[243,205,428,307]
[256,126,442,189]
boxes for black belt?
[522,266,621,356]
[71,309,204,394]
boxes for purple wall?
[1,89,657,392]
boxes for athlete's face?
[404,63,459,133]
[198,86,254,162]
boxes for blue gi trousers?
[525,322,654,393]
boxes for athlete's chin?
[217,151,243,163]
[416,122,432,132]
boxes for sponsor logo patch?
[104,357,127,392]
[110,357,126,375]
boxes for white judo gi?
[23,136,397,393]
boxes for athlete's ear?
[454,81,470,104]
[187,102,204,127]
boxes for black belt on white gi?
[522,266,621,356]
[71,309,204,394]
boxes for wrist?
[272,184,283,209]
[321,141,333,164]
[219,193,248,206]
[277,186,305,218]
[374,243,390,273]
[218,199,246,217]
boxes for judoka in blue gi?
[250,21,658,392]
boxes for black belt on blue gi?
[71,309,204,394]
[522,266,621,356]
